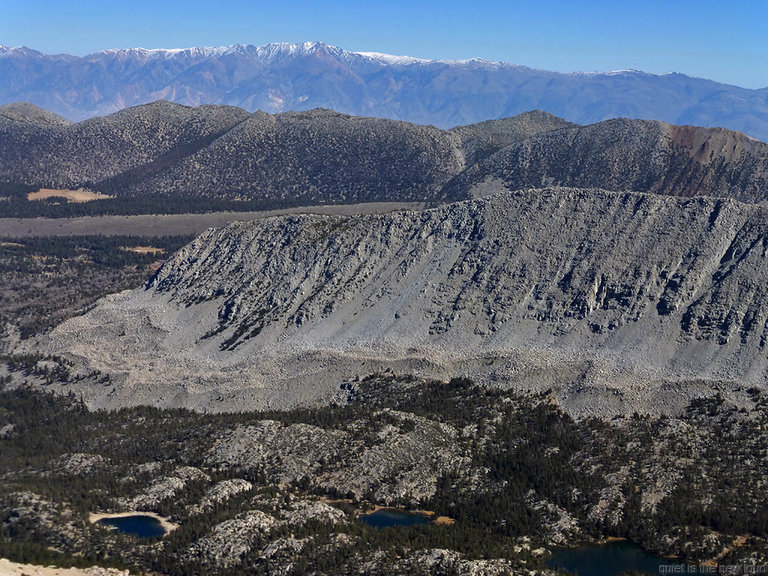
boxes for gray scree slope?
[43,187,768,416]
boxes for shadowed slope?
[447,118,768,203]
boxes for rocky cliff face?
[42,187,768,416]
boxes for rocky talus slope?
[41,187,768,416]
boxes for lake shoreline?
[88,511,178,534]
[357,504,455,526]
[547,538,679,576]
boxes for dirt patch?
[321,497,355,505]
[703,534,751,565]
[667,125,760,165]
[434,516,455,525]
[122,246,165,255]
[0,202,424,238]
[28,188,113,203]
[0,558,127,575]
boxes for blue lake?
[547,540,675,576]
[97,515,167,538]
[359,508,431,528]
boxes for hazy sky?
[2,0,766,89]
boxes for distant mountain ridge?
[2,41,768,141]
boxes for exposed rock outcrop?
[188,479,253,515]
[121,466,209,510]
[186,509,277,567]
[207,413,465,502]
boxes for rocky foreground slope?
[41,187,768,416]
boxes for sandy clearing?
[0,558,127,576]
[0,202,425,238]
[27,189,114,203]
[122,246,165,254]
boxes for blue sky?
[1,0,766,88]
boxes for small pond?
[359,508,431,529]
[547,539,676,576]
[97,514,167,538]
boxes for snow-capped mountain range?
[1,41,767,140]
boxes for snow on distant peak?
[75,42,508,68]
[604,69,650,76]
[595,69,680,79]
[0,45,43,57]
[31,42,512,70]
[254,42,337,58]
[355,51,505,68]
[96,45,267,61]
[87,42,349,63]
[355,51,432,66]
[95,46,233,59]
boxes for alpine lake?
[359,508,431,529]
[547,539,683,576]
[96,514,168,539]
